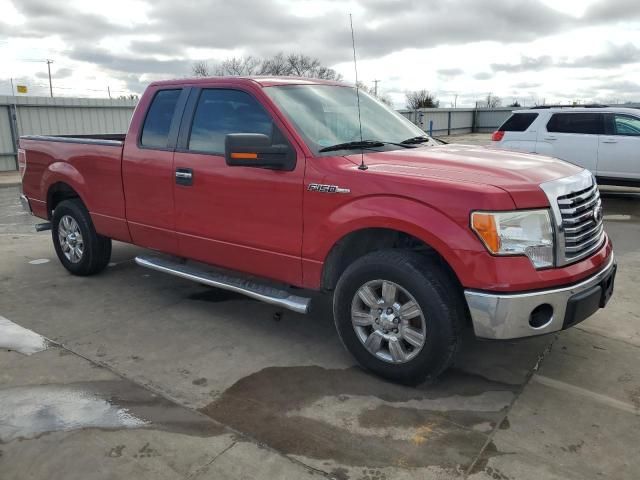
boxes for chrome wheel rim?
[58,215,84,264]
[351,279,427,364]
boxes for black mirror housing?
[225,133,295,171]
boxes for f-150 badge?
[307,184,351,194]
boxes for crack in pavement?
[463,335,558,478]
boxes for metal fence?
[398,107,515,136]
[0,96,137,171]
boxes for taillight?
[491,130,505,142]
[18,149,26,178]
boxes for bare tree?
[405,90,440,109]
[191,53,342,81]
[192,61,210,77]
[356,81,393,106]
[484,93,502,108]
[259,52,289,76]
[213,56,261,76]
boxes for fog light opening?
[529,304,553,329]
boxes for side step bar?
[135,255,311,314]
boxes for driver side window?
[188,89,274,154]
[614,114,640,136]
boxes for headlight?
[471,209,554,269]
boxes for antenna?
[349,14,367,171]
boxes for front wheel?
[52,199,112,276]
[333,250,463,384]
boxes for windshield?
[264,84,428,155]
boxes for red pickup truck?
[19,77,616,383]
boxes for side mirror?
[225,133,295,171]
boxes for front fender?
[302,195,485,287]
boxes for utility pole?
[373,79,380,96]
[45,59,54,97]
[107,86,112,99]
[454,94,458,108]
[10,78,15,96]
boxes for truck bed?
[20,133,126,145]
[19,133,129,242]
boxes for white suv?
[491,106,640,186]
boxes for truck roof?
[149,76,348,88]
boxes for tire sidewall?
[52,201,97,275]
[333,253,456,383]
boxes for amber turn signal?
[471,212,501,253]
[230,152,258,159]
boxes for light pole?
[373,79,380,96]
[46,59,54,97]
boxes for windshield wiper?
[319,140,416,153]
[400,135,432,145]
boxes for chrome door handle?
[602,139,618,144]
[544,136,557,141]
[175,168,193,186]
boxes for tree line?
[192,54,516,110]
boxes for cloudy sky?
[0,0,639,107]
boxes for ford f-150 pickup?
[19,76,616,383]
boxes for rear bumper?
[19,194,32,214]
[464,255,616,340]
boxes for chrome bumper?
[464,255,616,340]
[19,194,32,214]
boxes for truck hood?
[345,144,583,208]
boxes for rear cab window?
[498,113,539,132]
[140,89,182,149]
[546,113,605,134]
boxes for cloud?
[437,68,464,77]
[36,67,73,80]
[5,0,129,41]
[67,46,192,75]
[583,0,640,23]
[491,43,640,73]
[473,72,493,80]
[562,43,640,68]
[6,0,576,68]
[491,55,554,73]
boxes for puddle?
[201,366,515,470]
[0,380,224,443]
[0,316,48,355]
[0,384,147,442]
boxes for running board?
[135,255,311,314]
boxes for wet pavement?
[0,184,639,479]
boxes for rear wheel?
[333,250,463,384]
[52,199,111,276]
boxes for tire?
[333,249,464,384]
[52,199,112,276]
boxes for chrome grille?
[557,184,604,263]
[540,170,606,267]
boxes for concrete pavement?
[0,184,639,479]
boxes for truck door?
[172,87,304,285]
[122,87,189,254]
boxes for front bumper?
[20,194,32,214]
[464,255,616,339]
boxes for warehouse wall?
[0,96,137,171]
[398,107,514,135]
